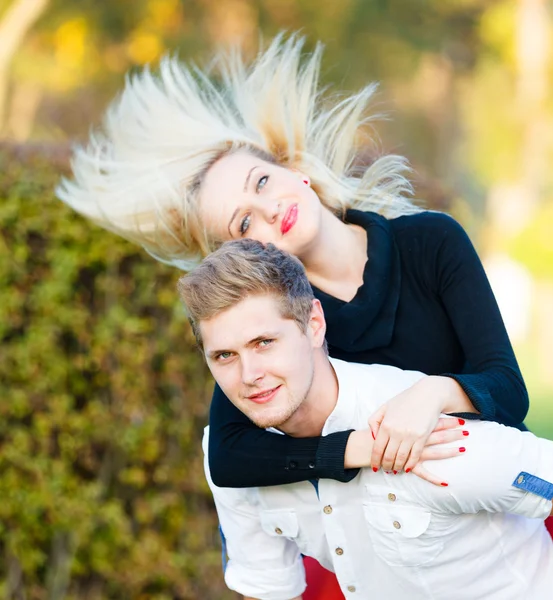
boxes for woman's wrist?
[425,375,479,414]
[344,429,375,469]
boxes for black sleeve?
[208,383,360,488]
[430,214,529,426]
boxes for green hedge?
[0,145,232,600]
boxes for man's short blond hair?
[177,239,314,347]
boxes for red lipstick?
[281,204,298,235]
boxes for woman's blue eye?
[256,175,269,193]
[239,214,251,235]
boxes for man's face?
[200,294,319,429]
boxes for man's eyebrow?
[246,332,278,346]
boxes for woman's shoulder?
[389,210,472,253]
[390,210,464,236]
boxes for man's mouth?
[280,204,298,235]
[246,385,281,404]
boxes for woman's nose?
[260,200,280,224]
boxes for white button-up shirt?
[203,358,553,600]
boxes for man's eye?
[216,352,233,361]
[239,214,251,236]
[258,339,274,348]
[256,175,269,193]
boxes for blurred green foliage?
[0,145,232,600]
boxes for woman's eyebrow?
[243,166,258,192]
[227,208,240,237]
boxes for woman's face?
[199,150,323,258]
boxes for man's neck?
[279,354,339,438]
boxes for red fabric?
[303,557,344,600]
[546,516,553,538]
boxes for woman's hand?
[368,376,476,474]
[345,417,469,487]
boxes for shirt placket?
[317,480,361,597]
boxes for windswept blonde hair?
[57,33,420,271]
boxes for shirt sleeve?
[208,383,359,488]
[420,418,553,519]
[203,428,307,600]
[428,213,529,426]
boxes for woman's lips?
[247,385,281,404]
[281,204,298,235]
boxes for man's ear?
[308,299,326,348]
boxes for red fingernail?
[372,467,378,472]
[405,468,411,473]
[441,482,449,487]
[459,447,466,453]
[393,470,398,475]
[458,419,465,425]
[371,431,375,440]
[463,431,469,436]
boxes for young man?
[177,239,553,600]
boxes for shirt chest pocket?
[362,486,444,567]
[259,509,300,541]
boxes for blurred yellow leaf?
[127,30,163,65]
[54,18,87,70]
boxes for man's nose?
[241,356,264,386]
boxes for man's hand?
[368,376,477,473]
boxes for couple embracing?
[59,34,553,599]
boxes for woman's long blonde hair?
[57,33,420,271]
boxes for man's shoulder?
[330,357,425,388]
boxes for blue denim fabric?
[512,471,553,501]
[309,479,319,499]
[219,524,228,572]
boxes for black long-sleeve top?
[208,210,529,487]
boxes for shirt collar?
[322,357,359,436]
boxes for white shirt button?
[388,493,397,502]
[347,585,356,592]
[324,505,333,514]
[393,521,401,530]
[275,527,283,535]
[335,547,344,555]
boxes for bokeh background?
[1,1,552,598]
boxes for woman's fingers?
[420,445,466,462]
[383,440,413,473]
[425,428,469,447]
[434,417,466,431]
[368,406,386,440]
[381,437,403,472]
[370,430,391,471]
[411,463,449,487]
[399,439,426,473]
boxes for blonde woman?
[58,34,537,597]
